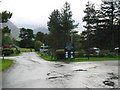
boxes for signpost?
[65,42,75,59]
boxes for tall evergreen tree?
[81,1,97,51]
[47,2,78,51]
[114,1,120,53]
[81,1,120,53]
[61,2,78,44]
[47,9,62,50]
[94,1,119,50]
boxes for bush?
[11,48,21,54]
[89,54,99,57]
[55,49,65,59]
[98,50,108,57]
[98,50,117,57]
[75,50,86,57]
[19,48,35,52]
[106,52,116,58]
[2,48,14,56]
[34,41,43,51]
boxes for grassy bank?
[19,48,35,52]
[0,59,14,71]
[37,52,119,62]
[12,48,35,52]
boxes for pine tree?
[114,1,120,53]
[61,2,78,44]
[82,1,97,50]
[47,9,62,50]
[47,2,78,51]
[95,1,119,50]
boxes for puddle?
[103,72,119,87]
[46,71,72,80]
[103,80,115,87]
[47,74,72,80]
[107,73,119,80]
[48,76,58,79]
[29,59,40,64]
[47,71,56,76]
[54,64,64,68]
[73,69,87,72]
[63,62,71,64]
[89,66,98,69]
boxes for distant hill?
[2,21,20,40]
[33,27,49,34]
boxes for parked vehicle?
[39,45,48,52]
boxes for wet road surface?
[2,52,119,88]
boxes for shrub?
[55,49,65,59]
[34,41,43,51]
[19,48,35,52]
[106,52,116,58]
[89,54,99,57]
[75,50,86,57]
[11,48,21,54]
[99,50,109,57]
[75,51,79,58]
[99,50,117,57]
[2,48,14,56]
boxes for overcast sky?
[1,0,102,32]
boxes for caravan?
[39,44,48,52]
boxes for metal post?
[2,54,4,60]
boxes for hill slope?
[2,21,20,40]
[34,27,49,34]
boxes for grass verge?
[19,48,35,52]
[0,59,14,71]
[37,52,119,62]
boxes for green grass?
[10,53,20,56]
[11,48,35,52]
[0,59,14,71]
[37,52,119,62]
[72,57,119,62]
[37,52,54,60]
[19,48,35,52]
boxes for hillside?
[33,27,49,34]
[2,21,20,40]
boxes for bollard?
[2,54,4,60]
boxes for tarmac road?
[2,52,119,88]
